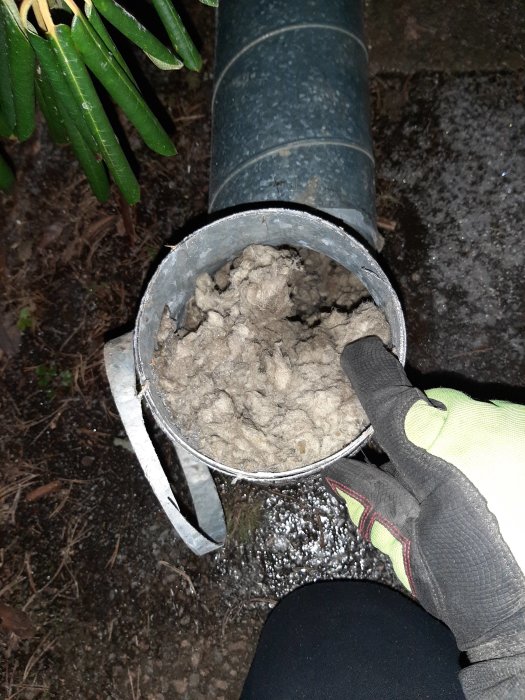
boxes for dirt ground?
[1,1,525,699]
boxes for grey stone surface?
[375,73,525,387]
[366,0,525,73]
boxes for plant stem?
[62,0,81,16]
[32,0,46,30]
[37,0,55,35]
[19,0,36,28]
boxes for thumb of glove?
[326,459,420,594]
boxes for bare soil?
[0,5,265,698]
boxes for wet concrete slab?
[366,0,525,73]
[375,73,525,395]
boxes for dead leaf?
[377,217,398,232]
[0,603,35,639]
[25,480,62,502]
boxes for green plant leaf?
[198,0,218,7]
[90,0,183,70]
[50,24,140,204]
[1,0,36,141]
[0,4,16,135]
[41,71,110,200]
[71,13,176,156]
[16,306,34,332]
[29,29,99,153]
[35,71,69,144]
[66,121,111,202]
[35,364,57,390]
[83,1,136,85]
[0,150,14,191]
[59,105,111,202]
[0,109,12,138]
[151,0,202,72]
[30,31,110,201]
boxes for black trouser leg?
[241,580,465,700]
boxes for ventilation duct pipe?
[209,0,380,249]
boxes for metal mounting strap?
[104,332,226,555]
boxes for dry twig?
[106,534,121,570]
[158,560,197,596]
[128,666,141,700]
[377,216,398,232]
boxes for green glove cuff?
[405,388,525,575]
[405,388,525,468]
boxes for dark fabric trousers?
[241,581,465,700]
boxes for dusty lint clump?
[153,245,391,472]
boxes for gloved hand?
[325,336,525,699]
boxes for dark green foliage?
[0,0,216,203]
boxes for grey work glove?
[324,336,525,699]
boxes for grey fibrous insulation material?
[153,245,391,472]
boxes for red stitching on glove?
[325,477,372,538]
[326,477,417,597]
[371,512,416,597]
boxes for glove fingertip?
[340,335,385,379]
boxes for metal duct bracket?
[104,333,226,555]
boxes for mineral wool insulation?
[153,245,390,472]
